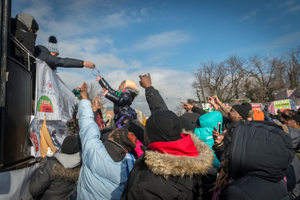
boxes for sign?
[251,103,262,110]
[35,59,76,122]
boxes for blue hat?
[46,36,59,54]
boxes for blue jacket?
[194,111,222,168]
[77,100,135,200]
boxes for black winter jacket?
[99,78,137,120]
[34,45,84,71]
[29,154,80,200]
[219,122,294,200]
[121,86,214,200]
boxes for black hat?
[61,136,81,155]
[287,111,300,124]
[232,102,252,120]
[146,110,182,143]
[182,113,201,125]
[124,121,145,144]
[179,116,196,132]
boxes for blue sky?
[12,0,300,116]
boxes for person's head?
[15,13,39,39]
[145,110,182,147]
[118,80,139,100]
[46,36,59,57]
[284,111,300,129]
[61,136,81,154]
[108,128,136,151]
[229,103,252,122]
[247,110,254,121]
[279,109,292,124]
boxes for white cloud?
[59,68,196,116]
[134,31,191,51]
[240,9,259,22]
[265,31,300,50]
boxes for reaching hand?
[213,127,226,145]
[102,88,108,96]
[139,73,152,89]
[77,82,88,100]
[180,102,193,110]
[96,75,102,82]
[83,61,95,69]
[207,96,216,105]
[212,95,221,105]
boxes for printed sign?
[35,59,76,122]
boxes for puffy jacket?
[77,99,135,200]
[220,121,294,200]
[194,111,222,168]
[29,153,81,200]
[34,45,83,71]
[98,78,137,120]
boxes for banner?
[35,59,76,122]
[251,103,262,110]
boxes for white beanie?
[46,36,59,54]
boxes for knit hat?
[286,111,300,124]
[46,36,59,54]
[61,136,81,155]
[232,102,252,120]
[146,110,182,143]
[179,116,196,132]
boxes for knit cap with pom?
[46,36,59,54]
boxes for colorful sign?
[251,103,262,110]
[35,59,77,122]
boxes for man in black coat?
[121,73,214,200]
[29,136,81,200]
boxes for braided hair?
[109,128,137,152]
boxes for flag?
[40,117,57,157]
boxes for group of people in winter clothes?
[29,70,300,200]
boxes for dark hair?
[110,128,136,151]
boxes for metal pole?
[0,0,11,167]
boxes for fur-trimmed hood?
[124,87,139,97]
[51,164,80,183]
[144,133,213,179]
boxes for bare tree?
[87,82,106,110]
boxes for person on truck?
[35,36,95,71]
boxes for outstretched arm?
[97,75,117,94]
[139,73,168,114]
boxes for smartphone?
[217,122,221,139]
[105,119,110,125]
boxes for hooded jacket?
[34,45,84,71]
[29,153,81,200]
[219,121,294,200]
[98,78,138,120]
[77,99,135,200]
[121,86,213,200]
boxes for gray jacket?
[34,45,83,70]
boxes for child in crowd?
[97,75,139,128]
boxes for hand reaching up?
[76,82,88,100]
[139,73,152,89]
[102,88,108,96]
[180,102,193,110]
[92,96,101,112]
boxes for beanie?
[232,102,252,120]
[146,110,182,143]
[179,116,196,132]
[61,136,81,155]
[46,36,59,54]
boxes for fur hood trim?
[51,164,80,183]
[124,87,139,96]
[144,133,214,179]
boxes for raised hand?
[139,73,152,89]
[77,82,88,100]
[180,102,193,110]
[101,88,108,96]
[96,75,102,82]
[213,127,226,145]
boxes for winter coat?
[29,153,81,200]
[120,133,213,200]
[219,121,294,200]
[194,111,222,169]
[121,85,213,200]
[34,45,83,71]
[77,99,135,200]
[98,78,137,120]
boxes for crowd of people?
[8,13,300,200]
